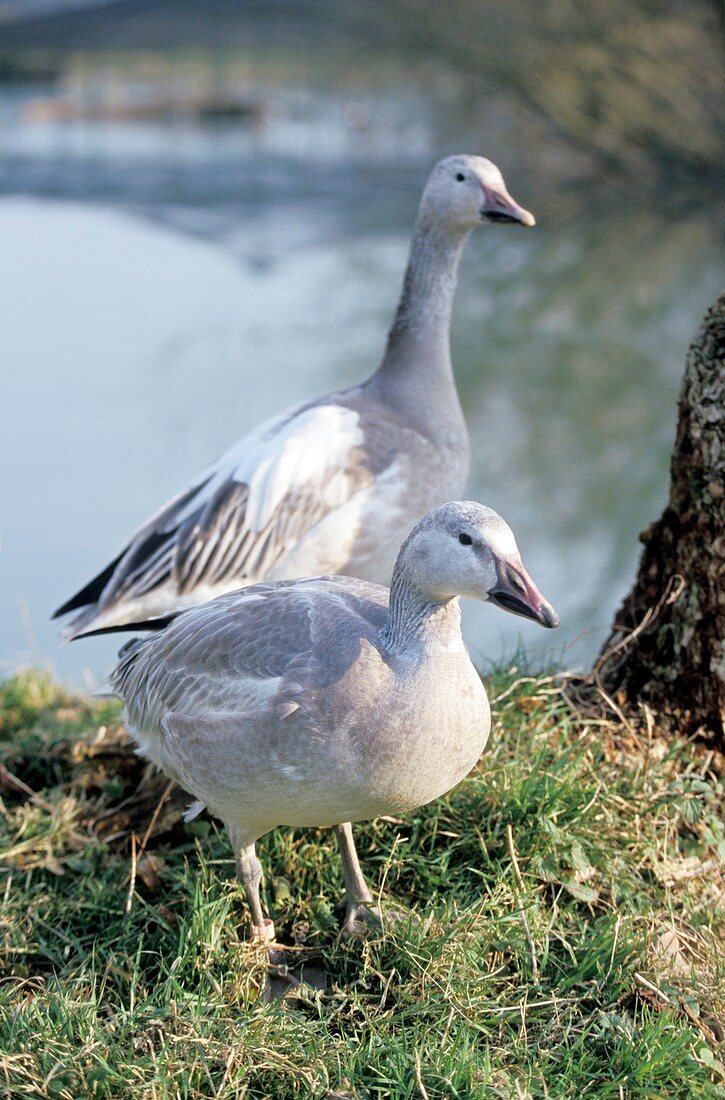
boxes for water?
[0,68,721,687]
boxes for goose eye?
[458,533,473,546]
[455,173,465,182]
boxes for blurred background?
[0,0,722,687]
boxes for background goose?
[110,501,558,939]
[54,155,534,639]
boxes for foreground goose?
[111,502,557,939]
[55,155,535,639]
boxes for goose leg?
[229,828,275,942]
[335,821,382,937]
[229,829,326,1002]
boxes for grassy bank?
[0,669,723,1099]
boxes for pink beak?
[488,558,558,628]
[481,184,536,228]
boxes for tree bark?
[591,294,724,742]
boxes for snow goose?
[54,156,535,639]
[110,502,557,939]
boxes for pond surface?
[0,69,721,687]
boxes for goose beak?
[481,185,535,227]
[488,559,558,628]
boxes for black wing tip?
[53,551,126,620]
[71,614,180,640]
[52,596,84,620]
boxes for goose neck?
[380,572,462,655]
[379,218,471,376]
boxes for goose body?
[111,502,558,938]
[115,575,489,834]
[55,156,534,639]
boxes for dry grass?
[0,668,724,1099]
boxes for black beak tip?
[539,604,559,629]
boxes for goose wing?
[111,576,388,730]
[110,576,388,821]
[56,401,379,638]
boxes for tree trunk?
[591,294,724,742]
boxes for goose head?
[398,501,558,628]
[419,155,535,232]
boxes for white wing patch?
[269,456,408,583]
[242,406,364,532]
[144,403,363,540]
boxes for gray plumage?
[110,502,557,939]
[55,155,535,639]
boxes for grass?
[0,668,724,1099]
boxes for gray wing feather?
[175,483,332,593]
[111,577,388,735]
